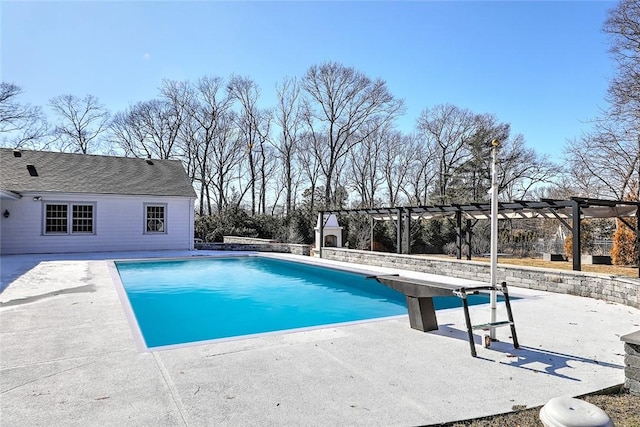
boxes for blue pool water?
[115,257,490,349]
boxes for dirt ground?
[443,388,640,426]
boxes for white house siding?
[0,192,195,255]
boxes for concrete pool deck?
[1,250,638,426]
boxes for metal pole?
[489,139,499,340]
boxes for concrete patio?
[1,251,638,426]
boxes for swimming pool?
[114,256,490,350]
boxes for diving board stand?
[372,275,519,357]
[373,275,461,331]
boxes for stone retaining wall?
[222,236,280,244]
[196,237,311,256]
[320,248,639,309]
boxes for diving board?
[371,275,519,357]
[373,274,461,332]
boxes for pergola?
[318,197,640,275]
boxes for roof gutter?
[0,189,22,200]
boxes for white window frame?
[43,202,96,235]
[144,203,167,234]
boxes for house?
[0,148,196,255]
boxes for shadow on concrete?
[433,323,622,381]
[0,284,96,306]
[1,257,42,293]
[1,253,116,293]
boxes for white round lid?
[539,396,613,427]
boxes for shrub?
[611,218,638,266]
[611,187,639,266]
[563,219,598,258]
[194,207,288,243]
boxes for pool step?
[471,320,513,330]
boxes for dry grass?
[429,255,639,278]
[442,388,640,427]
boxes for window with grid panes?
[44,203,95,235]
[146,205,165,233]
[45,204,68,233]
[72,205,93,233]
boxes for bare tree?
[417,106,558,204]
[565,122,637,199]
[347,120,391,207]
[272,77,304,215]
[160,79,192,160]
[207,111,245,213]
[382,132,421,206]
[302,61,404,208]
[498,134,562,201]
[228,76,272,215]
[109,75,253,215]
[604,0,639,199]
[50,94,110,154]
[416,104,478,204]
[402,133,437,205]
[0,82,48,148]
[451,113,508,203]
[110,99,181,159]
[603,0,640,124]
[562,0,639,200]
[110,109,147,156]
[456,114,559,202]
[110,80,189,160]
[256,117,273,214]
[296,131,324,214]
[185,76,237,214]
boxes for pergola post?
[465,219,473,260]
[370,216,375,251]
[396,207,403,254]
[571,200,581,271]
[636,204,639,278]
[404,208,411,254]
[455,211,462,260]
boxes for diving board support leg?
[405,296,438,332]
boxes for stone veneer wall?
[621,332,640,396]
[320,248,639,309]
[196,236,311,256]
[222,236,280,244]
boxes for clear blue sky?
[2,1,615,157]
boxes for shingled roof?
[0,148,196,198]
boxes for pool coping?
[107,253,474,353]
